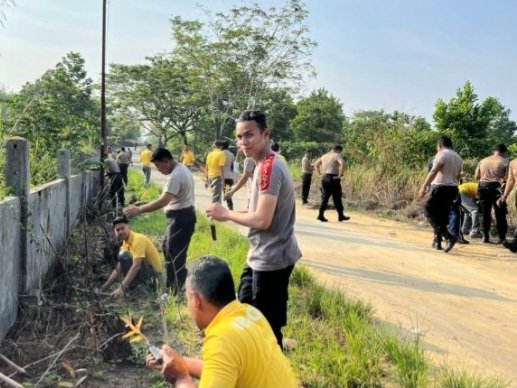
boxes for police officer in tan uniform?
[314,145,350,222]
[475,144,509,244]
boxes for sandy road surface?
[135,162,517,383]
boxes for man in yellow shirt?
[140,144,153,188]
[146,257,298,388]
[205,140,226,203]
[459,182,481,238]
[180,145,196,170]
[100,216,162,299]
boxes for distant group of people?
[99,111,300,387]
[419,137,517,254]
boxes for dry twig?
[34,333,80,388]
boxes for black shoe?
[432,235,443,250]
[432,240,443,250]
[444,237,457,253]
[483,237,490,244]
[503,239,517,253]
[457,237,470,245]
[317,214,328,222]
[338,214,350,221]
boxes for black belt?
[165,206,195,218]
[479,181,501,187]
[324,173,338,177]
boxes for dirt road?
[142,164,517,382]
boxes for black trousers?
[302,173,312,203]
[118,163,129,185]
[425,185,458,238]
[224,178,234,210]
[319,174,344,215]
[109,173,125,208]
[162,207,196,293]
[238,264,294,349]
[478,182,507,240]
[118,251,157,290]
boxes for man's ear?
[263,128,271,139]
[192,291,203,308]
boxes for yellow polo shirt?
[459,182,478,198]
[181,150,195,166]
[140,149,153,167]
[121,231,162,273]
[206,149,226,178]
[200,300,297,388]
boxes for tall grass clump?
[438,368,508,388]
[383,334,427,388]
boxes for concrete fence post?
[57,149,71,238]
[5,137,30,291]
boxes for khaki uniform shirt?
[316,152,343,175]
[431,149,462,186]
[301,156,312,174]
[476,155,508,183]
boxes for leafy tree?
[4,52,99,183]
[433,81,516,157]
[108,55,207,147]
[170,0,316,139]
[345,110,434,169]
[108,113,141,146]
[290,88,345,143]
[260,88,297,142]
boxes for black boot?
[317,213,328,222]
[338,214,350,221]
[503,239,517,253]
[432,232,443,250]
[442,229,457,253]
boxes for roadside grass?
[438,368,508,388]
[126,168,509,388]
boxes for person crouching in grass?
[99,216,162,299]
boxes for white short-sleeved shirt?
[163,163,195,212]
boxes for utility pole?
[100,0,107,188]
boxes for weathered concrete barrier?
[0,138,100,340]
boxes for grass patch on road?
[127,168,508,388]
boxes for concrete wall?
[0,197,21,340]
[0,170,100,339]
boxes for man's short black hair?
[146,143,152,148]
[151,148,174,162]
[332,144,343,152]
[271,143,280,152]
[306,149,313,154]
[121,147,126,151]
[112,215,129,227]
[187,256,236,308]
[221,140,230,150]
[236,110,267,131]
[214,140,225,148]
[437,136,453,149]
[494,143,508,153]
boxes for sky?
[1,0,516,122]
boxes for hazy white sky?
[1,0,516,122]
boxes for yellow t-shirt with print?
[206,149,226,178]
[181,150,196,166]
[140,149,153,167]
[200,300,298,388]
[459,182,478,198]
[121,231,162,273]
